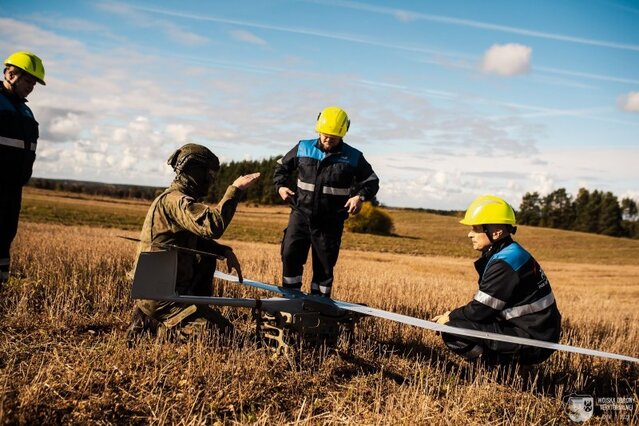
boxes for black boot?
[0,262,9,287]
[126,307,158,346]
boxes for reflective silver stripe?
[319,278,332,295]
[0,258,9,266]
[297,179,315,192]
[322,186,350,196]
[312,281,331,295]
[283,275,303,284]
[0,136,36,151]
[501,292,555,320]
[360,172,378,184]
[474,290,506,310]
[319,285,331,295]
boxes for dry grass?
[0,214,637,424]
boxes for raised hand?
[232,172,261,190]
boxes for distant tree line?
[206,156,381,207]
[394,207,460,217]
[27,158,289,205]
[27,158,285,204]
[518,188,639,239]
[206,156,284,204]
[28,178,163,200]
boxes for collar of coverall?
[0,81,28,103]
[481,234,513,257]
[315,138,343,154]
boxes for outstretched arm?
[167,173,260,240]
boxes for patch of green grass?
[21,197,145,230]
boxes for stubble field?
[1,188,638,424]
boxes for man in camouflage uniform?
[127,143,260,340]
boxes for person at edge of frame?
[0,52,46,287]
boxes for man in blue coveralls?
[273,106,379,298]
[433,195,561,365]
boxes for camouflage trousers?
[128,299,232,341]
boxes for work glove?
[223,248,243,283]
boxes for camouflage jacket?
[135,182,241,297]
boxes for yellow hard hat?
[460,195,516,226]
[315,106,350,137]
[4,51,46,85]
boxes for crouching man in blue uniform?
[433,195,561,365]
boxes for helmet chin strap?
[482,224,517,245]
[482,225,495,244]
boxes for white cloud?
[0,17,85,53]
[433,171,447,185]
[230,30,267,46]
[112,128,128,144]
[125,5,637,87]
[165,123,195,142]
[130,5,472,59]
[97,2,208,46]
[393,10,419,22]
[321,1,639,52]
[481,43,532,76]
[164,23,208,45]
[30,14,112,33]
[528,172,555,195]
[35,145,63,162]
[9,14,636,209]
[368,143,639,209]
[49,112,82,138]
[617,92,639,112]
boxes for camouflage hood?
[168,143,219,198]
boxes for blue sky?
[2,0,638,209]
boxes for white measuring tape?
[214,271,639,363]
